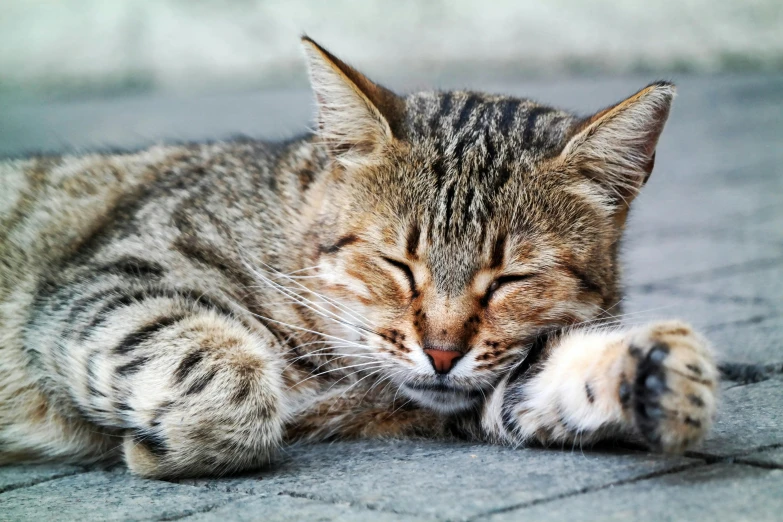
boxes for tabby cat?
[0,38,717,478]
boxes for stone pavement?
[1,74,781,521]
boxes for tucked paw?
[623,321,718,453]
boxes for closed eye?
[381,257,417,295]
[482,274,535,305]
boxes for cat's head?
[301,37,674,413]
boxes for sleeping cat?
[0,37,717,478]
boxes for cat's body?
[0,38,717,478]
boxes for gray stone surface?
[738,447,783,468]
[181,441,694,520]
[707,315,783,364]
[695,380,783,458]
[1,75,781,521]
[0,464,82,494]
[622,290,774,332]
[185,494,428,522]
[484,464,783,522]
[0,470,241,522]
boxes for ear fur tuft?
[561,82,675,205]
[301,37,402,166]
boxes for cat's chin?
[399,381,482,414]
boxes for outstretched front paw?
[623,321,718,453]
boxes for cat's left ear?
[301,36,404,166]
[561,81,675,206]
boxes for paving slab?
[694,380,783,458]
[0,464,83,494]
[622,235,782,287]
[628,170,783,238]
[664,263,783,313]
[622,289,775,333]
[180,441,696,521]
[737,447,783,469]
[482,464,783,522]
[183,493,429,522]
[707,315,783,364]
[0,469,242,522]
[0,75,781,521]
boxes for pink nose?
[424,349,463,374]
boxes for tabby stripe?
[116,356,151,376]
[66,288,123,325]
[114,315,184,355]
[231,379,253,405]
[455,95,479,130]
[494,165,512,191]
[436,92,454,130]
[320,234,359,254]
[174,350,205,383]
[522,106,555,145]
[498,100,520,133]
[406,223,421,257]
[93,257,165,278]
[462,186,475,230]
[562,264,604,296]
[185,368,218,395]
[85,350,106,398]
[483,129,497,164]
[431,156,449,192]
[80,287,236,340]
[443,183,456,239]
[132,430,168,457]
[501,333,552,434]
[490,234,506,269]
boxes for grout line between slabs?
[0,467,88,495]
[627,256,783,289]
[466,461,710,521]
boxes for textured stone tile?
[738,447,783,468]
[696,380,783,458]
[0,464,83,493]
[622,290,774,332]
[199,441,696,521]
[707,315,783,364]
[483,464,783,522]
[668,263,783,312]
[184,493,429,522]
[0,470,241,522]
[622,235,781,287]
[628,176,783,238]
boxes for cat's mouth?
[400,379,484,414]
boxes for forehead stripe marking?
[406,223,421,257]
[455,94,480,130]
[490,234,506,269]
[320,234,359,254]
[522,106,556,145]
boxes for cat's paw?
[623,321,718,453]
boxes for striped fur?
[0,38,717,478]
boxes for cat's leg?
[482,321,718,452]
[35,287,289,478]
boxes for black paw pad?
[632,343,670,448]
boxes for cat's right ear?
[301,36,404,166]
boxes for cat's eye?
[483,274,534,304]
[381,257,416,294]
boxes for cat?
[0,37,718,478]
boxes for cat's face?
[302,38,672,413]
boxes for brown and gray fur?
[0,38,718,478]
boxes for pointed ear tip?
[646,81,677,101]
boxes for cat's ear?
[560,81,675,206]
[301,36,403,165]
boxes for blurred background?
[2,0,782,98]
[0,2,781,369]
[2,0,782,156]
